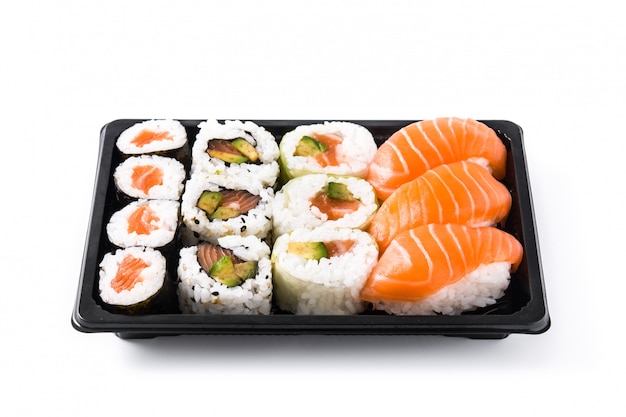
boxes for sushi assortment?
[95,117,525,318]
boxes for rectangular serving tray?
[72,119,550,339]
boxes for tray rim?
[71,118,550,339]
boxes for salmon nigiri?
[367,117,507,200]
[360,224,523,315]
[368,160,512,252]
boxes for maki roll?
[271,227,379,315]
[180,172,273,245]
[106,199,180,250]
[278,121,377,182]
[177,235,273,315]
[113,155,186,201]
[191,119,280,191]
[116,119,189,162]
[272,174,378,237]
[98,246,176,314]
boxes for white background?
[2,1,624,415]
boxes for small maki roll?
[191,119,280,191]
[180,172,273,245]
[99,246,176,314]
[272,174,378,237]
[106,199,180,249]
[113,155,186,201]
[116,119,189,161]
[271,227,379,315]
[279,121,377,181]
[177,235,273,315]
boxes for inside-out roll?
[272,174,378,237]
[278,121,377,181]
[180,171,273,245]
[191,119,280,191]
[271,227,379,315]
[177,235,273,315]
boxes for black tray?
[71,119,550,339]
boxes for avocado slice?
[234,261,258,280]
[287,241,328,261]
[207,140,249,164]
[327,182,356,201]
[209,206,241,220]
[208,256,257,287]
[197,191,222,215]
[231,138,259,162]
[294,136,327,157]
[208,256,241,287]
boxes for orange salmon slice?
[367,117,507,200]
[360,224,523,303]
[127,204,160,235]
[131,129,173,147]
[111,255,148,293]
[367,160,512,252]
[131,165,163,195]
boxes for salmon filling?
[311,133,343,167]
[219,190,261,213]
[131,165,163,194]
[111,255,148,293]
[196,242,258,287]
[309,191,362,220]
[197,242,239,273]
[127,204,160,235]
[131,129,173,147]
[324,239,356,257]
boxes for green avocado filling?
[209,256,258,287]
[207,138,259,164]
[327,182,356,201]
[294,136,327,157]
[286,241,328,261]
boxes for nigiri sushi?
[360,223,523,315]
[368,160,512,252]
[367,117,507,200]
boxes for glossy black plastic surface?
[72,119,550,339]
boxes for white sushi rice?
[191,119,280,190]
[371,262,512,316]
[99,247,166,306]
[116,119,188,154]
[106,199,180,248]
[180,171,273,244]
[177,235,273,315]
[113,155,186,200]
[279,121,377,180]
[272,174,378,237]
[271,228,379,315]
